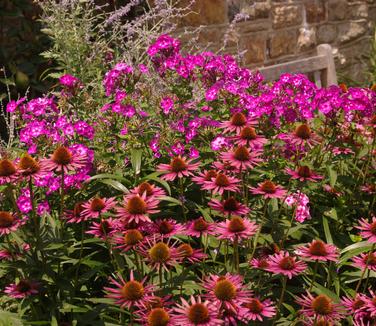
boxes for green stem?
[273,276,287,325]
[74,221,86,292]
[355,243,375,295]
[309,260,319,292]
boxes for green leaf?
[322,216,333,244]
[99,179,129,193]
[312,283,340,302]
[159,196,182,206]
[327,165,337,187]
[88,173,128,182]
[130,148,142,175]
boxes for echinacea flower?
[86,218,120,240]
[185,217,216,237]
[114,229,145,252]
[295,240,339,262]
[356,216,376,243]
[285,166,323,182]
[241,297,276,322]
[249,180,287,199]
[209,197,250,217]
[104,271,154,309]
[220,146,262,171]
[266,251,307,279]
[116,194,160,224]
[234,126,268,149]
[341,294,367,317]
[202,173,240,195]
[279,123,320,148]
[177,243,207,263]
[220,112,254,134]
[173,296,223,326]
[4,279,39,298]
[0,211,26,236]
[296,292,344,323]
[249,257,270,270]
[203,273,251,312]
[192,169,218,186]
[157,156,200,181]
[364,290,376,317]
[65,202,86,223]
[352,252,376,271]
[137,238,180,272]
[215,216,258,242]
[17,153,48,181]
[131,181,166,198]
[0,158,18,184]
[139,307,174,326]
[43,145,86,173]
[149,218,184,238]
[81,197,116,219]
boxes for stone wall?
[177,0,376,83]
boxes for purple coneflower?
[356,216,376,243]
[266,251,307,279]
[285,166,323,182]
[249,180,287,199]
[209,197,250,217]
[4,279,39,298]
[215,216,258,242]
[81,197,116,219]
[0,211,26,236]
[157,156,200,181]
[295,240,339,262]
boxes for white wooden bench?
[257,44,338,88]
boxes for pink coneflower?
[285,166,323,182]
[216,216,258,242]
[139,307,174,326]
[241,297,276,322]
[81,197,116,219]
[279,123,320,147]
[177,243,207,263]
[220,112,253,134]
[116,194,160,224]
[234,126,268,149]
[130,181,166,198]
[249,257,270,270]
[352,252,376,271]
[356,216,376,243]
[266,251,307,279]
[220,146,262,171]
[0,211,26,236]
[192,169,218,186]
[360,184,376,194]
[137,238,180,272]
[17,153,48,181]
[104,271,154,309]
[185,217,216,237]
[221,305,245,326]
[65,202,86,223]
[341,294,367,317]
[43,145,86,173]
[296,292,344,323]
[114,229,145,252]
[86,218,120,240]
[4,280,39,298]
[209,197,250,217]
[149,218,184,238]
[295,240,339,262]
[364,290,376,317]
[203,273,251,312]
[249,180,287,199]
[202,173,240,195]
[0,158,18,185]
[173,296,223,326]
[157,156,200,181]
[212,161,238,173]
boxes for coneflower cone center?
[223,197,239,211]
[170,157,187,173]
[309,241,328,256]
[228,217,246,233]
[73,202,85,217]
[240,127,257,140]
[279,257,295,270]
[147,308,170,326]
[149,242,170,262]
[19,154,40,173]
[311,295,333,315]
[204,170,217,181]
[261,180,276,194]
[0,211,14,227]
[258,259,269,269]
[298,166,312,178]
[234,146,250,161]
[138,182,153,196]
[0,159,17,176]
[353,298,365,310]
[214,279,237,301]
[188,303,210,324]
[147,296,164,309]
[52,146,72,165]
[16,280,32,293]
[100,220,112,234]
[230,112,247,126]
[295,124,311,139]
[215,173,230,187]
[316,318,331,326]
[370,221,376,235]
[90,198,106,212]
[158,221,174,234]
[364,253,376,265]
[245,299,264,313]
[120,280,144,301]
[127,196,147,214]
[124,229,143,245]
[193,218,209,232]
[177,244,193,257]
